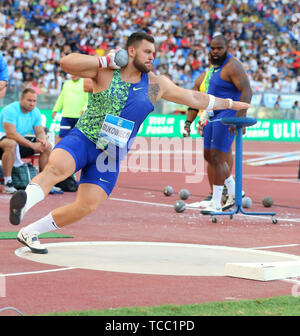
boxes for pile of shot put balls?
[163,185,274,213]
[241,195,274,208]
[163,185,190,213]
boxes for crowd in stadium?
[0,0,299,97]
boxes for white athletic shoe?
[201,200,222,215]
[3,182,17,194]
[222,190,246,211]
[198,193,213,208]
[222,194,235,211]
[17,229,48,254]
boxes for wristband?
[206,94,215,111]
[187,107,198,113]
[226,98,233,109]
[98,56,110,68]
[184,120,192,128]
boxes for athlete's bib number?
[96,114,134,149]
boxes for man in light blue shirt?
[0,88,52,193]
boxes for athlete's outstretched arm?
[60,51,120,79]
[159,75,250,111]
[60,54,99,79]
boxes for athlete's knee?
[210,150,225,166]
[76,198,99,216]
[43,162,69,181]
[1,138,17,152]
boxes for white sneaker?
[201,200,222,215]
[3,182,17,194]
[198,193,213,208]
[222,189,245,203]
[222,194,235,211]
[17,229,48,254]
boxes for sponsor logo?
[99,177,110,183]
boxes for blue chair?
[205,117,277,224]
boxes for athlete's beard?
[210,51,228,67]
[133,56,151,73]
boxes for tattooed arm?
[148,83,160,105]
[151,73,250,111]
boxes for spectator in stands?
[274,95,282,109]
[0,0,299,94]
[12,67,23,93]
[292,101,300,120]
[0,88,52,193]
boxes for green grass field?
[44,295,300,316]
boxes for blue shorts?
[203,110,236,153]
[59,117,79,138]
[54,127,120,196]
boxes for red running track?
[0,139,299,316]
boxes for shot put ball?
[163,185,174,196]
[174,200,186,213]
[114,49,129,67]
[242,196,252,208]
[178,188,190,200]
[262,196,274,208]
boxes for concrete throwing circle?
[15,241,300,276]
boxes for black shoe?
[9,190,27,225]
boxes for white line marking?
[243,151,300,164]
[282,278,300,285]
[247,155,300,166]
[245,176,300,184]
[2,267,75,277]
[110,197,173,208]
[109,197,300,223]
[245,174,296,177]
[248,244,299,250]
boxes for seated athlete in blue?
[183,35,252,214]
[9,32,250,254]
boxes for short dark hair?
[211,34,228,45]
[126,32,155,49]
[21,88,37,98]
